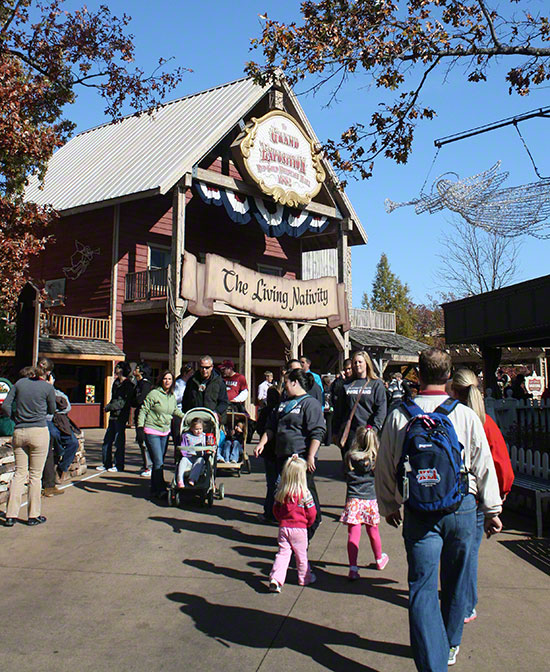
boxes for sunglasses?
[199,365,213,370]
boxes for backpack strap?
[400,399,424,419]
[434,397,459,416]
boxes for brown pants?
[7,427,50,519]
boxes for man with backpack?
[375,348,502,671]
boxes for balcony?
[125,267,168,302]
[350,308,396,333]
[45,314,112,341]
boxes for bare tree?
[436,218,521,296]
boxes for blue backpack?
[397,398,467,514]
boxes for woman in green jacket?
[137,370,184,499]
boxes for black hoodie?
[181,369,229,420]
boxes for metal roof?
[24,75,366,242]
[25,77,266,213]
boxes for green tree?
[247,1,550,180]
[362,253,416,338]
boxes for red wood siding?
[206,156,245,181]
[29,208,114,318]
[122,313,168,361]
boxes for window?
[149,246,170,269]
[257,263,283,276]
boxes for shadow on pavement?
[166,591,412,671]
[149,515,277,547]
[183,558,272,593]
[499,537,550,576]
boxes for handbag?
[338,378,370,450]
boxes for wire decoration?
[385,161,550,238]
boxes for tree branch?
[477,0,502,50]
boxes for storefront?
[26,75,368,422]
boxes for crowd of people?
[1,347,516,672]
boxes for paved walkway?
[0,430,548,672]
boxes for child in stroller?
[176,416,207,487]
[218,420,245,463]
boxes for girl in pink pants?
[340,426,388,580]
[269,455,317,592]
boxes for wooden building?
[26,76,368,424]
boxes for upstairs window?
[257,263,283,276]
[149,246,170,270]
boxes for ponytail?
[451,368,486,424]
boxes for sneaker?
[43,487,65,497]
[269,579,281,593]
[96,465,106,472]
[376,553,389,570]
[217,456,226,462]
[448,646,459,666]
[348,569,361,581]
[464,608,477,624]
[107,467,118,472]
[140,469,152,478]
[177,481,184,489]
[301,572,317,586]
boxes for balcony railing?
[46,314,112,341]
[125,267,169,302]
[350,308,396,333]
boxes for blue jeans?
[47,420,79,473]
[219,439,241,462]
[144,433,169,496]
[263,457,278,519]
[404,494,476,672]
[464,505,485,617]
[101,418,126,470]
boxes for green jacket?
[137,387,183,431]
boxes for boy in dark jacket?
[132,362,153,476]
[98,361,134,472]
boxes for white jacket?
[375,394,502,518]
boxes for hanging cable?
[513,121,549,181]
[420,146,441,195]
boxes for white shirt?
[257,380,273,402]
[375,394,502,518]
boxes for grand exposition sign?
[181,252,349,330]
[232,111,326,208]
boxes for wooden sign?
[232,111,325,207]
[181,252,349,330]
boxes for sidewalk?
[0,429,548,672]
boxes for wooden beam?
[181,315,198,338]
[326,325,346,352]
[169,180,188,373]
[273,320,291,348]
[291,322,299,360]
[251,318,267,342]
[244,317,253,415]
[195,167,340,220]
[223,314,246,342]
[296,324,312,346]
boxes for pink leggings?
[270,527,311,586]
[347,523,382,566]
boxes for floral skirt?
[340,498,380,526]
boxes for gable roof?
[24,75,366,242]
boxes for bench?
[512,473,550,538]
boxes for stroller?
[168,407,224,508]
[216,408,252,477]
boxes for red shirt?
[483,414,515,498]
[273,493,317,528]
[223,372,248,402]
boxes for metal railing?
[125,267,169,302]
[47,314,111,341]
[350,308,396,332]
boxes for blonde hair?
[345,426,379,471]
[451,368,486,424]
[274,455,308,503]
[352,350,377,380]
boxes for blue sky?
[61,0,549,307]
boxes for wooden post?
[109,205,120,345]
[169,176,191,373]
[244,317,253,416]
[337,218,353,315]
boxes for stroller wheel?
[168,489,176,507]
[216,483,225,500]
[175,491,182,508]
[207,490,214,507]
